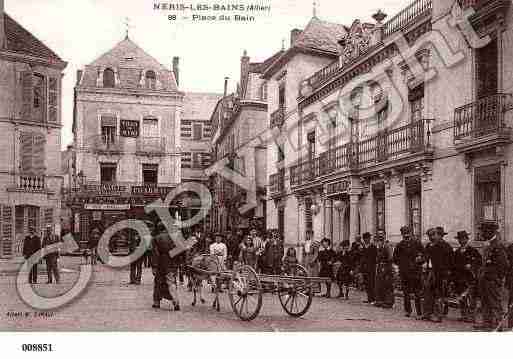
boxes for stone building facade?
[263,15,347,252]
[70,36,183,249]
[210,50,283,233]
[266,0,513,251]
[0,1,67,260]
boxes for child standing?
[318,238,336,298]
[336,240,354,299]
[283,247,299,274]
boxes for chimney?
[76,70,83,86]
[290,29,303,47]
[172,56,180,86]
[223,77,229,97]
[0,0,5,50]
[240,49,250,85]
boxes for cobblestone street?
[0,257,473,332]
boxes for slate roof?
[262,16,347,78]
[78,37,178,91]
[249,50,285,73]
[3,13,65,65]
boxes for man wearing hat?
[151,222,181,311]
[42,225,61,284]
[210,233,228,270]
[422,226,453,322]
[23,227,41,284]
[393,226,424,318]
[475,221,509,331]
[361,232,378,304]
[453,230,482,323]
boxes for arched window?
[103,68,115,88]
[145,70,156,90]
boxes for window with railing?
[409,84,424,123]
[145,70,157,90]
[100,163,117,184]
[142,164,158,185]
[475,165,501,230]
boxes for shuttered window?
[142,118,159,138]
[20,132,46,175]
[305,197,313,233]
[21,71,33,121]
[33,74,46,123]
[193,123,203,140]
[48,78,58,122]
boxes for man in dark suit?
[393,226,424,318]
[151,222,181,311]
[23,228,41,284]
[129,231,143,285]
[42,225,60,284]
[361,232,377,304]
[475,222,509,331]
[422,226,454,323]
[453,230,482,323]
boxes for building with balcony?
[209,49,283,233]
[70,35,183,250]
[262,14,348,250]
[266,0,513,249]
[0,2,67,260]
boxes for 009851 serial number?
[21,344,54,352]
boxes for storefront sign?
[131,185,174,197]
[327,180,350,196]
[83,184,128,195]
[120,120,139,138]
[84,204,130,211]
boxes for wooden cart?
[187,254,331,321]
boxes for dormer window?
[103,68,115,88]
[145,70,156,90]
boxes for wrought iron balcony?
[458,0,510,10]
[454,93,512,151]
[136,137,166,156]
[302,0,432,94]
[93,135,124,154]
[270,107,285,128]
[290,120,432,187]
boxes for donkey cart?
[187,254,331,321]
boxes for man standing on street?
[129,231,143,285]
[393,226,424,318]
[475,222,509,331]
[361,232,377,304]
[42,225,60,284]
[422,227,454,323]
[23,228,41,284]
[210,233,228,270]
[151,222,181,311]
[453,230,482,323]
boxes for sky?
[5,0,412,149]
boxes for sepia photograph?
[0,0,512,356]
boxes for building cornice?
[75,86,185,100]
[0,117,63,129]
[0,50,67,70]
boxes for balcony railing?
[270,107,285,128]
[93,135,124,154]
[458,0,506,10]
[454,94,512,140]
[269,170,285,196]
[303,0,432,93]
[15,174,46,192]
[383,0,432,37]
[136,137,166,155]
[290,120,431,187]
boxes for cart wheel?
[278,264,313,317]
[228,265,262,321]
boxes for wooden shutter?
[33,133,46,175]
[21,71,33,121]
[20,132,34,173]
[48,78,58,122]
[1,205,14,258]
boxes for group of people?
[22,225,61,284]
[300,222,512,331]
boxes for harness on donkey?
[189,254,224,310]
